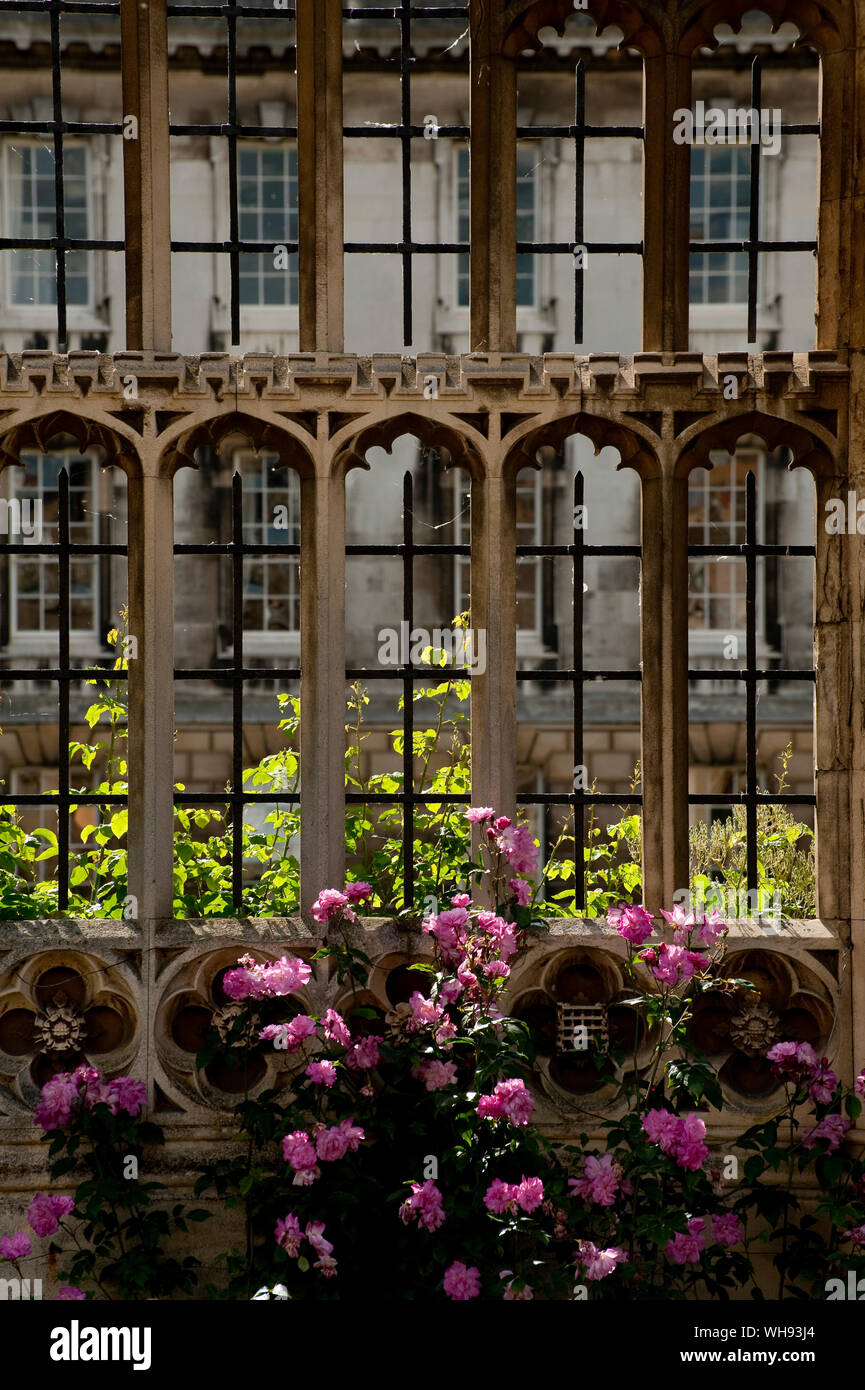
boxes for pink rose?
[315,1125,350,1162]
[443,1260,481,1301]
[399,1180,446,1232]
[803,1114,851,1152]
[659,902,695,938]
[343,881,373,903]
[478,1077,534,1126]
[275,1213,303,1257]
[509,878,531,907]
[345,1036,382,1070]
[223,952,311,1000]
[676,1113,710,1171]
[767,1040,819,1082]
[666,1217,707,1266]
[576,1241,628,1281]
[338,1118,365,1151]
[282,1130,317,1171]
[696,909,727,948]
[306,1220,338,1277]
[642,1108,680,1154]
[484,1179,517,1214]
[27,1193,74,1239]
[569,1153,627,1208]
[322,1009,351,1046]
[106,1076,148,1117]
[516,1176,544,1213]
[0,1233,31,1261]
[710,1212,744,1247]
[609,903,654,946]
[310,888,356,925]
[305,1060,337,1088]
[808,1060,838,1105]
[33,1073,79,1133]
[406,990,443,1031]
[261,1015,318,1053]
[416,1059,457,1092]
[495,824,539,876]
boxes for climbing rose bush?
[195,812,573,1300]
[555,900,865,1299]
[16,1064,209,1299]
[193,808,865,1301]
[34,1064,147,1133]
[12,812,865,1300]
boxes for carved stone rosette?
[687,947,837,1106]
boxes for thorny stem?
[57,1219,116,1301]
[777,1101,798,1300]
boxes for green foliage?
[43,1088,208,1299]
[689,749,815,919]
[0,617,816,922]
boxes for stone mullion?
[845,16,865,1089]
[845,409,865,1084]
[815,46,855,352]
[127,450,176,922]
[120,0,172,351]
[296,0,344,352]
[469,443,517,827]
[814,17,865,1092]
[842,23,865,1082]
[812,466,850,932]
[641,45,691,353]
[639,447,689,914]
[469,0,516,353]
[299,460,346,913]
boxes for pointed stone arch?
[159,409,316,480]
[679,0,849,55]
[504,410,661,481]
[501,0,663,57]
[0,409,142,480]
[332,410,483,480]
[675,408,836,480]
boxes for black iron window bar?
[3,15,814,352]
[343,1,469,348]
[167,1,299,349]
[687,467,816,896]
[173,468,300,916]
[516,59,644,346]
[0,467,128,910]
[341,26,645,349]
[0,0,124,351]
[515,471,642,914]
[346,468,471,910]
[690,55,819,344]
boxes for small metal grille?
[556,1000,608,1054]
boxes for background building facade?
[0,4,819,880]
